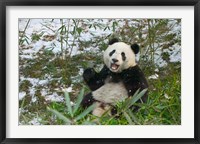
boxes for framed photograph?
[0,0,199,143]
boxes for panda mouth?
[111,63,119,70]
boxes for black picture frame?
[0,0,199,144]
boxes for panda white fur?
[81,38,148,117]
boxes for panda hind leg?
[92,102,111,117]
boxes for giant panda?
[81,38,148,117]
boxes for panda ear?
[109,38,119,45]
[131,43,140,54]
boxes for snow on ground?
[28,117,42,125]
[19,18,181,106]
[61,85,73,93]
[19,19,114,58]
[148,74,159,80]
[19,92,26,100]
[169,44,181,62]
[19,76,64,102]
[45,92,64,102]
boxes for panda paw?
[83,68,96,82]
[81,93,95,108]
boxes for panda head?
[103,38,139,73]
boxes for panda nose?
[112,58,118,63]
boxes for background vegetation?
[19,19,181,125]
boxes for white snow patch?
[69,46,79,56]
[41,89,48,96]
[31,96,37,103]
[19,108,28,114]
[38,79,49,85]
[62,87,73,93]
[148,74,159,80]
[29,88,36,97]
[20,77,50,87]
[78,68,84,75]
[66,87,72,92]
[45,92,64,102]
[169,44,181,62]
[29,88,37,103]
[20,55,34,59]
[22,48,36,54]
[154,47,168,67]
[28,117,42,125]
[84,47,100,53]
[19,91,26,100]
[19,76,64,103]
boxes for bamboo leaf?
[64,26,67,34]
[128,88,148,108]
[25,39,30,45]
[75,104,95,121]
[47,107,71,124]
[72,19,77,26]
[82,121,97,125]
[73,88,84,114]
[64,91,73,117]
[127,109,139,124]
[123,89,140,109]
[57,26,63,32]
[77,27,83,35]
[123,111,134,125]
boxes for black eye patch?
[121,52,126,61]
[109,50,116,57]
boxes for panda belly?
[91,81,128,117]
[92,82,128,104]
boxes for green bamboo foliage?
[48,89,95,125]
[48,88,148,125]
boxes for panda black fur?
[81,38,148,117]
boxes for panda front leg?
[83,68,104,91]
[81,92,95,108]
